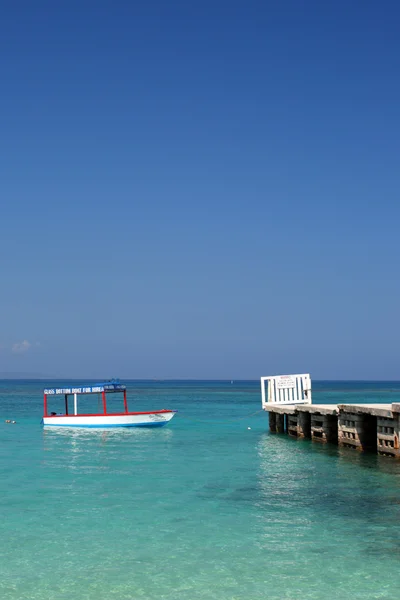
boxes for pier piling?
[263,403,398,457]
[276,413,285,434]
[311,413,338,444]
[338,411,376,452]
[268,412,277,433]
[297,411,311,438]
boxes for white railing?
[261,373,312,408]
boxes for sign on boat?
[42,380,176,428]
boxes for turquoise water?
[1,380,400,599]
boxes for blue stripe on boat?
[42,422,167,428]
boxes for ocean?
[1,380,400,599]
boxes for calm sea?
[1,380,400,600]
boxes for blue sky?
[1,0,400,379]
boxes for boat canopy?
[44,380,126,395]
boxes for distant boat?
[41,380,176,428]
[231,380,234,384]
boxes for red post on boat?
[44,393,48,417]
[123,389,128,413]
[102,391,107,414]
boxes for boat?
[42,380,176,428]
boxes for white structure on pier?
[261,373,312,408]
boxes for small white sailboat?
[42,380,176,428]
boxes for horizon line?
[1,377,400,382]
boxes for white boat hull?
[42,411,175,428]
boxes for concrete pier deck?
[264,403,400,456]
[263,403,393,415]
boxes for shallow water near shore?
[1,380,400,599]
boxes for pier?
[261,374,400,457]
[265,403,400,456]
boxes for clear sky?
[1,0,399,379]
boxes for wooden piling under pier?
[265,403,400,457]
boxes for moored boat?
[42,381,176,428]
